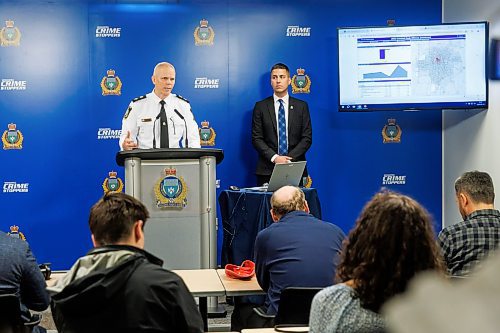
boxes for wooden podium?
[116,148,224,270]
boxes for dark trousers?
[231,300,274,331]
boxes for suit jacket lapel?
[266,98,277,134]
[288,98,296,135]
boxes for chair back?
[274,287,322,325]
[0,293,40,333]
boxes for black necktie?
[159,100,169,148]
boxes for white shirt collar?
[273,93,289,106]
[151,90,174,104]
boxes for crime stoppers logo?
[95,26,121,38]
[1,79,27,91]
[3,181,29,193]
[286,25,311,37]
[194,77,219,89]
[2,123,23,149]
[382,174,406,185]
[97,128,121,140]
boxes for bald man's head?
[152,62,175,76]
[270,186,309,221]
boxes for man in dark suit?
[0,232,50,332]
[252,63,312,185]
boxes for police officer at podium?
[119,62,201,150]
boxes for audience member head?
[89,192,150,248]
[270,185,309,221]
[455,171,495,219]
[336,190,445,313]
[270,62,291,97]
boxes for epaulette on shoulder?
[176,94,190,104]
[132,95,147,103]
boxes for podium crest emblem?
[100,69,122,95]
[382,119,402,143]
[291,68,311,94]
[7,225,26,240]
[102,171,124,194]
[0,20,21,47]
[155,168,188,208]
[199,120,216,146]
[194,19,215,46]
[2,123,23,150]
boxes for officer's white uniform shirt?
[119,91,201,150]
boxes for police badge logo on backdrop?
[2,123,23,149]
[102,171,124,194]
[194,19,215,46]
[382,119,402,143]
[100,69,122,95]
[291,68,311,94]
[199,120,216,146]
[154,168,188,208]
[7,225,26,240]
[0,20,21,47]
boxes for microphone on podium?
[174,109,188,148]
[152,112,162,149]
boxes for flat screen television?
[337,22,488,111]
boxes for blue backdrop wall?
[0,0,442,269]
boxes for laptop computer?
[241,161,307,192]
[266,161,307,192]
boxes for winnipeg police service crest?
[100,69,122,96]
[303,175,313,188]
[2,123,23,150]
[7,225,26,241]
[382,119,402,143]
[291,68,311,94]
[102,171,124,194]
[154,168,188,208]
[199,120,216,146]
[0,20,21,47]
[194,19,214,46]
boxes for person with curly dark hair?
[309,190,445,333]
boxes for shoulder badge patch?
[123,106,132,119]
[175,94,190,104]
